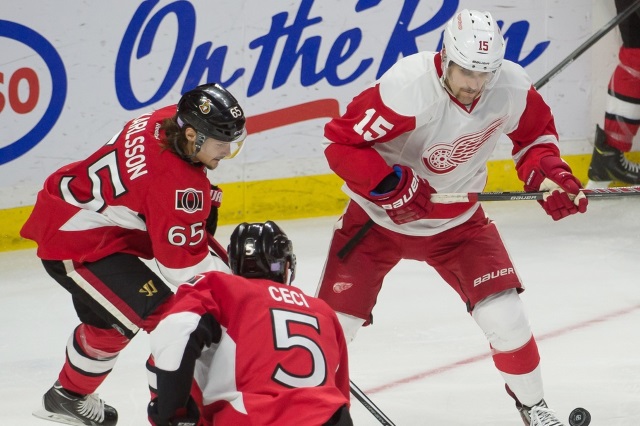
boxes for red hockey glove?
[369,165,434,224]
[210,185,223,209]
[205,185,223,236]
[524,156,587,221]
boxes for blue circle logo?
[0,20,66,165]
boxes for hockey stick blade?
[430,186,640,204]
[350,380,396,426]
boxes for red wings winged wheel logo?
[423,117,506,174]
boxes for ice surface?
[2,199,639,425]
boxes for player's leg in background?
[587,0,640,186]
[607,0,640,152]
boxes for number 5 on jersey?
[271,309,327,388]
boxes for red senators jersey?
[21,106,228,284]
[150,272,350,426]
[324,52,560,236]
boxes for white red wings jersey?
[150,272,350,426]
[324,52,561,236]
[20,106,228,284]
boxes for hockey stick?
[337,186,640,259]
[534,0,640,89]
[350,380,396,426]
[207,233,229,265]
[431,185,640,203]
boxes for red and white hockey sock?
[472,290,544,406]
[604,47,640,151]
[493,336,543,407]
[58,324,129,395]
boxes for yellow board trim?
[2,152,638,252]
[0,206,36,252]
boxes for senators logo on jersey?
[423,117,507,174]
[176,188,204,213]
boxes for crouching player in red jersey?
[23,83,246,426]
[147,221,352,426]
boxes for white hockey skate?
[32,381,118,426]
[517,399,566,426]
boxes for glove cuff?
[369,165,408,200]
[524,155,573,192]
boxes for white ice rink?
[2,199,639,425]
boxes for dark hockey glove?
[205,185,223,236]
[148,396,200,426]
[524,156,587,221]
[369,164,434,224]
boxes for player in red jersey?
[315,9,587,426]
[23,83,247,426]
[147,221,351,426]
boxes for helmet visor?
[221,127,247,159]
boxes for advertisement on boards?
[1,0,600,210]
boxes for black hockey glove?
[205,185,223,236]
[148,396,200,426]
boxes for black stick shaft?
[349,380,396,426]
[534,0,640,89]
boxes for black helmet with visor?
[176,83,247,161]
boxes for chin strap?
[193,132,206,155]
[172,131,206,164]
[174,117,205,163]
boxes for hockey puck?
[568,407,591,426]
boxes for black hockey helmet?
[228,221,296,284]
[176,83,247,159]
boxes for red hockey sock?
[604,47,640,151]
[58,324,129,395]
[146,355,158,399]
[491,335,540,375]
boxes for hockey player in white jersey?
[315,9,587,426]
